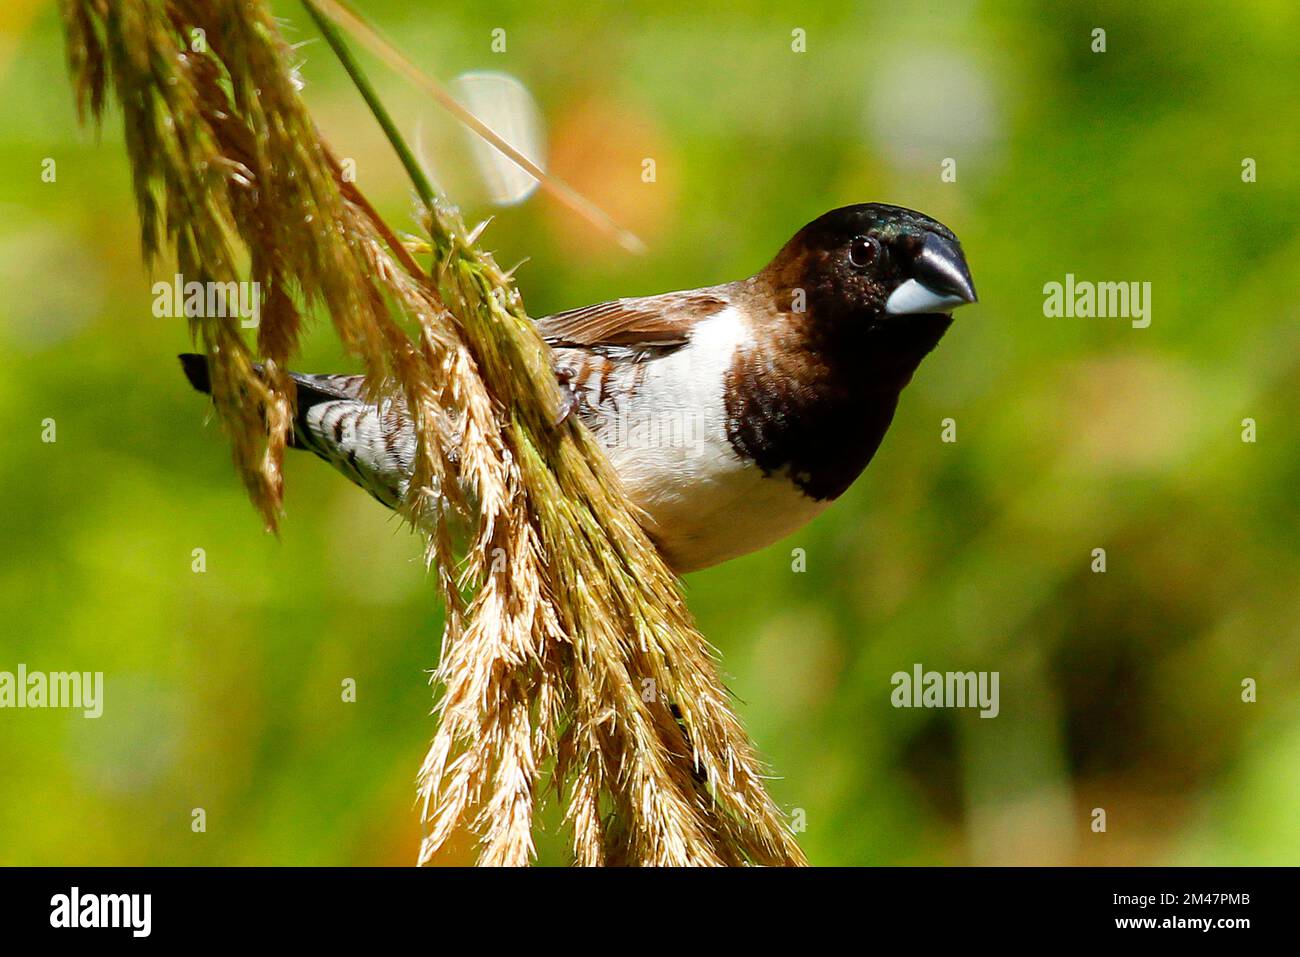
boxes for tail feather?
[179,353,211,394]
[178,353,365,408]
[177,353,417,510]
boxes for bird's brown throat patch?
[723,284,951,501]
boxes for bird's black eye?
[848,235,880,268]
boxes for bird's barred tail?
[178,354,417,511]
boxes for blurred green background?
[1,0,1298,865]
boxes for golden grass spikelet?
[62,0,806,866]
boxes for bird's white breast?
[588,308,831,572]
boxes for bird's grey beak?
[885,232,978,315]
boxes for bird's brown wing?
[535,286,733,351]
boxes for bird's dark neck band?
[723,312,950,501]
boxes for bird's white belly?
[623,450,831,572]
[589,308,830,572]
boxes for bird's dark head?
[760,203,977,361]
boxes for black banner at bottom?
[0,866,1281,943]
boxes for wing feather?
[535,287,732,350]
